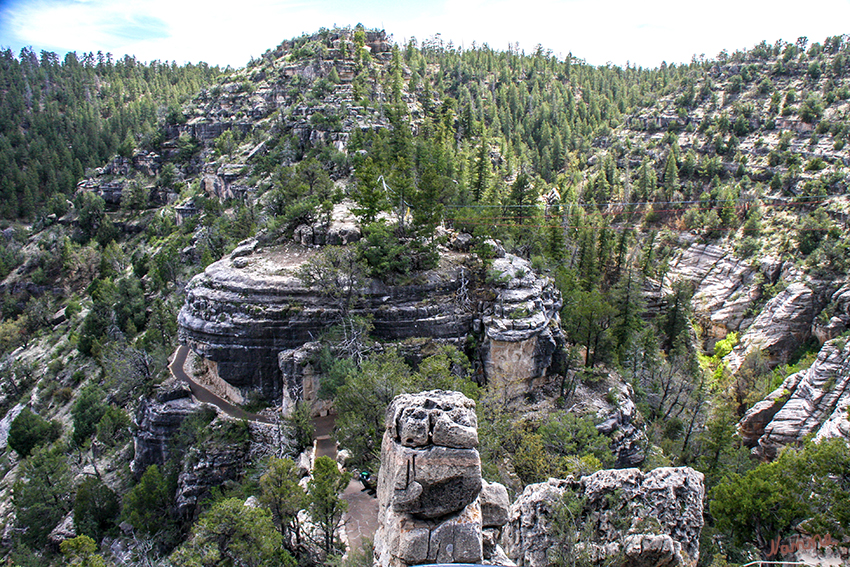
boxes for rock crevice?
[375,390,509,567]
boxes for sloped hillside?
[1,27,850,567]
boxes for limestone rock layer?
[178,244,562,402]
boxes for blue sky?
[2,0,849,68]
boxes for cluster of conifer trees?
[0,48,219,218]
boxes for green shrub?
[8,408,61,458]
[358,222,438,281]
[73,477,119,542]
[95,406,131,447]
[122,464,176,536]
[72,384,107,447]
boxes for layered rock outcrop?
[813,282,850,344]
[133,379,283,517]
[738,338,850,459]
[506,467,705,567]
[481,254,564,400]
[725,282,820,375]
[595,385,645,468]
[374,390,509,567]
[132,378,209,476]
[179,241,563,404]
[661,241,778,337]
[178,244,475,400]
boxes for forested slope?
[0,27,849,566]
[0,49,220,217]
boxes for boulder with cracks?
[374,390,510,567]
[505,467,705,567]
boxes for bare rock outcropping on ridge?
[505,467,705,567]
[739,338,850,459]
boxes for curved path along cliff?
[169,345,272,423]
[169,345,378,550]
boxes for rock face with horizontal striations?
[505,467,705,567]
[179,243,475,401]
[179,239,563,405]
[375,390,510,567]
[738,339,850,459]
[724,282,819,375]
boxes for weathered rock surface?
[179,244,563,404]
[132,378,210,476]
[662,241,772,336]
[132,379,284,516]
[479,254,564,400]
[813,282,850,344]
[375,390,509,567]
[292,200,362,246]
[725,282,819,375]
[381,391,481,520]
[595,385,646,468]
[739,339,850,459]
[179,244,475,400]
[279,341,328,416]
[47,511,76,548]
[505,467,705,567]
[175,417,251,517]
[504,478,572,567]
[0,403,24,452]
[480,479,510,528]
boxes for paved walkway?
[169,345,378,551]
[169,345,271,423]
[312,413,378,551]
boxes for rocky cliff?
[133,378,284,517]
[739,338,850,459]
[178,238,563,405]
[724,281,823,375]
[660,240,775,338]
[505,467,705,567]
[132,378,210,476]
[374,390,510,567]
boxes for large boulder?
[505,467,705,567]
[375,390,510,567]
[379,391,481,521]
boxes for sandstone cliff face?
[374,390,510,567]
[179,242,563,404]
[505,467,705,567]
[738,338,850,459]
[725,281,821,375]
